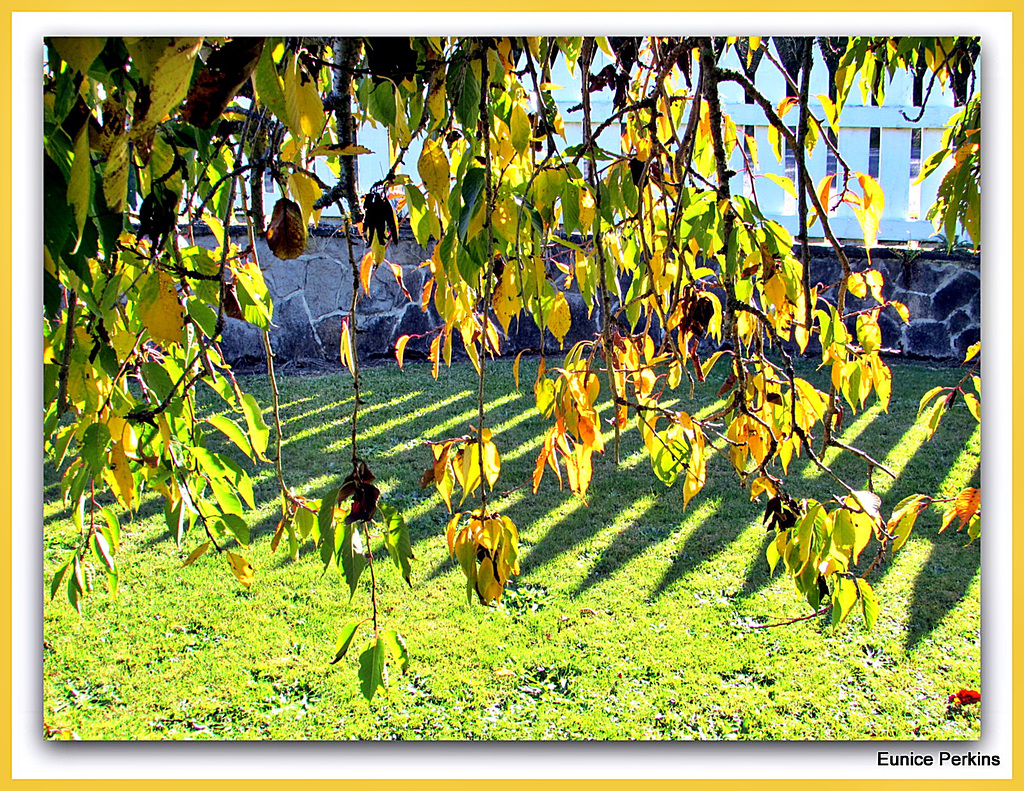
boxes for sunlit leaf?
[225,551,255,588]
[395,334,411,370]
[330,618,362,665]
[379,629,410,674]
[379,503,414,586]
[182,541,211,567]
[358,638,388,700]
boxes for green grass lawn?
[42,356,981,740]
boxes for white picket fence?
[272,40,965,244]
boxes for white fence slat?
[880,127,912,230]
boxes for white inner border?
[14,12,1012,780]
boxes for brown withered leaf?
[222,280,244,321]
[347,483,380,525]
[338,460,380,524]
[182,38,264,129]
[419,466,436,488]
[266,198,307,259]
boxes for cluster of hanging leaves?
[44,37,279,611]
[383,35,980,626]
[43,33,981,700]
[42,36,419,699]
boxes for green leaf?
[295,506,315,541]
[380,629,410,674]
[50,560,71,601]
[240,393,270,460]
[208,477,243,516]
[451,57,481,130]
[186,299,218,338]
[317,487,340,571]
[165,498,186,546]
[91,532,115,574]
[67,124,92,252]
[318,487,340,539]
[338,520,367,600]
[358,638,388,701]
[217,513,250,547]
[81,423,111,475]
[253,42,289,124]
[510,102,531,155]
[330,618,362,665]
[100,507,121,553]
[458,166,486,242]
[368,80,397,128]
[379,503,414,586]
[206,414,255,461]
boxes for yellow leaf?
[133,38,203,136]
[852,173,885,250]
[418,137,450,202]
[106,441,135,511]
[943,487,980,532]
[52,37,106,75]
[182,541,211,567]
[577,186,596,230]
[295,69,326,139]
[549,291,572,349]
[513,350,527,391]
[226,551,255,589]
[287,170,319,229]
[510,103,531,156]
[282,55,307,143]
[482,440,501,488]
[964,342,980,362]
[395,334,411,370]
[428,81,447,123]
[846,272,867,299]
[340,317,353,371]
[140,270,184,347]
[491,263,519,335]
[107,415,139,459]
[102,133,130,212]
[359,249,375,295]
[890,300,910,323]
[67,124,92,249]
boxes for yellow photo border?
[9,9,1014,787]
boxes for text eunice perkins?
[877,751,1000,767]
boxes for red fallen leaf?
[948,689,981,705]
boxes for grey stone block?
[905,320,952,359]
[314,314,344,363]
[946,308,972,337]
[876,310,902,351]
[356,313,398,359]
[953,326,981,361]
[304,257,351,320]
[904,261,953,294]
[270,296,322,359]
[933,269,980,317]
[220,317,266,366]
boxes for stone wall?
[217,228,980,367]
